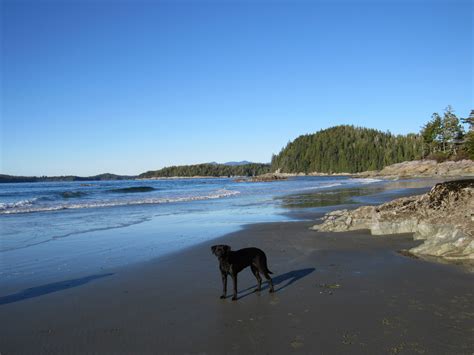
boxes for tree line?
[139,163,271,178]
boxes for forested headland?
[139,163,271,178]
[271,107,473,174]
[271,126,423,173]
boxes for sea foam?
[0,189,240,214]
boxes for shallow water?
[0,176,391,286]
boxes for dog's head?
[211,244,231,257]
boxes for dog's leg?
[231,273,238,301]
[251,265,262,292]
[220,272,227,299]
[263,271,274,293]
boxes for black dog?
[211,244,274,301]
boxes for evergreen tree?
[461,110,474,159]
[440,106,464,154]
[420,113,442,157]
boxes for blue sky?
[2,0,472,176]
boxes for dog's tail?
[265,262,273,275]
[262,253,273,275]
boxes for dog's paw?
[269,289,275,293]
[254,288,261,293]
[231,296,237,301]
[220,295,226,299]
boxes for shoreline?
[3,159,473,184]
[253,159,474,181]
[2,175,438,289]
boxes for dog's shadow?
[0,273,113,306]
[235,267,315,300]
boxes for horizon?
[3,120,473,178]
[2,0,472,176]
[1,160,271,177]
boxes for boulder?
[312,180,474,261]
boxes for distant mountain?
[207,161,255,166]
[223,161,254,166]
[0,173,136,183]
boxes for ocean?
[0,176,385,288]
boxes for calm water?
[0,176,384,287]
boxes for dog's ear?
[223,245,231,253]
[211,245,217,255]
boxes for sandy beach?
[1,213,473,354]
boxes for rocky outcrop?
[357,159,474,178]
[235,173,289,182]
[312,180,474,260]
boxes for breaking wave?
[0,189,240,215]
[0,198,38,210]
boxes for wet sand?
[1,218,473,354]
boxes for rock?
[235,173,289,182]
[313,180,474,262]
[356,159,474,178]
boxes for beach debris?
[341,332,358,345]
[318,283,341,289]
[318,283,342,295]
[290,336,304,349]
[389,341,426,354]
[269,298,279,305]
